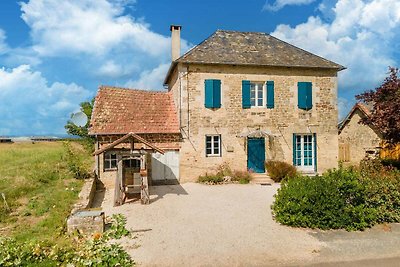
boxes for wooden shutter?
[298,82,307,109]
[306,82,313,110]
[266,81,274,108]
[205,79,214,108]
[213,80,221,108]
[313,133,317,171]
[242,80,251,108]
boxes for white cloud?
[20,0,170,57]
[124,63,169,90]
[263,0,316,11]
[0,29,8,55]
[0,65,91,135]
[271,0,400,95]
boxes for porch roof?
[93,132,165,156]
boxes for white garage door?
[151,151,180,184]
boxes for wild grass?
[0,142,91,242]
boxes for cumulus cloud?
[124,63,169,90]
[0,29,8,55]
[20,0,174,58]
[0,65,91,135]
[263,0,316,11]
[271,0,400,100]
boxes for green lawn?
[0,142,92,242]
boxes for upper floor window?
[104,152,117,170]
[206,135,221,157]
[242,80,274,109]
[204,79,221,108]
[250,82,264,107]
[298,82,313,110]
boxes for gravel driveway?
[99,183,400,266]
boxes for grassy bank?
[0,142,91,242]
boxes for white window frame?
[250,82,265,107]
[104,152,117,170]
[294,134,315,172]
[206,135,221,157]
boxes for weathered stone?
[67,210,105,235]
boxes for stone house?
[338,103,400,164]
[90,25,345,185]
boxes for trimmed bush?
[265,160,298,182]
[272,164,400,231]
[198,164,253,184]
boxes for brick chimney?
[170,25,181,61]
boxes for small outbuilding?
[89,86,182,205]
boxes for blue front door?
[247,138,265,173]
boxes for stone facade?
[168,63,339,182]
[338,109,381,165]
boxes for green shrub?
[63,141,91,179]
[198,164,253,184]
[272,165,400,231]
[0,214,135,266]
[265,160,298,182]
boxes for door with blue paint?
[247,138,265,173]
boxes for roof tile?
[89,86,180,135]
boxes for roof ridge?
[99,85,168,94]
[216,29,270,35]
[268,34,345,70]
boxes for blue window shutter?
[313,133,317,172]
[266,81,274,108]
[298,82,307,109]
[242,80,251,108]
[292,134,296,166]
[213,80,221,108]
[306,82,312,110]
[205,79,214,108]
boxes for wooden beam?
[93,132,165,156]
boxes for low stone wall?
[67,210,104,235]
[67,176,105,235]
[71,177,97,214]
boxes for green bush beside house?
[272,159,400,231]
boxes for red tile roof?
[89,86,180,135]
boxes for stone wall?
[169,63,339,182]
[339,109,381,165]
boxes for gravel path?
[100,183,323,266]
[98,182,400,266]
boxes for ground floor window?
[206,135,221,157]
[293,134,316,172]
[104,152,117,170]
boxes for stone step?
[251,173,274,185]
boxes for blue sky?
[0,0,399,136]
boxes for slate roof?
[89,86,180,135]
[165,30,345,84]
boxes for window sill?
[104,168,117,172]
[206,155,221,157]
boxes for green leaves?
[272,164,400,231]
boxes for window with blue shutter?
[242,80,251,108]
[266,81,274,109]
[298,82,312,110]
[204,79,221,108]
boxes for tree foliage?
[356,67,400,145]
[65,98,94,139]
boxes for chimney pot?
[170,25,182,62]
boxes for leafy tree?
[65,98,95,144]
[356,67,400,145]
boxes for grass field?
[0,141,92,242]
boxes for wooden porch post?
[114,159,124,206]
[140,153,150,205]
